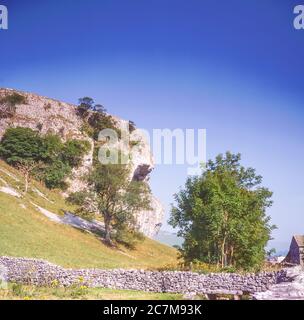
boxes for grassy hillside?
[0,161,178,269]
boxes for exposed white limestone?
[0,186,21,198]
[0,88,164,237]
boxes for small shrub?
[63,140,91,167]
[70,277,89,298]
[70,285,88,298]
[129,121,136,133]
[129,140,140,147]
[0,93,27,106]
[50,279,60,288]
[44,102,52,111]
[88,112,120,140]
[43,161,71,190]
[11,283,25,297]
[0,93,27,118]
[76,97,94,118]
[36,123,43,131]
[80,123,95,138]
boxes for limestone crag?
[253,266,304,300]
[0,88,163,237]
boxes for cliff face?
[0,88,163,237]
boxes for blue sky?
[1,0,303,250]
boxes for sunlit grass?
[0,160,178,269]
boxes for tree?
[77,97,95,118]
[169,152,275,270]
[67,161,151,245]
[93,104,107,113]
[0,127,43,165]
[16,159,42,193]
[62,139,91,167]
[87,112,118,140]
[0,127,90,190]
[77,97,107,118]
[78,97,94,110]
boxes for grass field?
[0,160,178,269]
[0,283,183,300]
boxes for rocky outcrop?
[0,256,288,295]
[0,88,163,237]
[253,266,304,300]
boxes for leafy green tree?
[93,104,107,113]
[41,134,64,163]
[87,112,118,140]
[63,139,91,167]
[77,97,119,140]
[43,160,71,190]
[77,97,95,118]
[0,127,43,164]
[169,152,275,270]
[0,127,90,190]
[67,162,151,245]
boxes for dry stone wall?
[0,257,288,295]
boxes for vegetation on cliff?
[77,97,120,140]
[0,92,27,118]
[0,127,90,190]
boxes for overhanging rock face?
[0,88,164,237]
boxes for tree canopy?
[0,127,90,190]
[67,161,151,246]
[169,152,275,270]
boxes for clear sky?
[1,0,303,251]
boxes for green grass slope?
[0,161,178,269]
[0,283,183,300]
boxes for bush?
[80,123,95,137]
[129,121,136,133]
[0,92,27,107]
[44,102,52,111]
[76,97,94,118]
[76,96,120,140]
[11,283,25,297]
[0,93,27,118]
[129,140,140,147]
[43,161,71,190]
[0,127,91,190]
[87,112,119,140]
[63,140,91,167]
[41,134,64,163]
